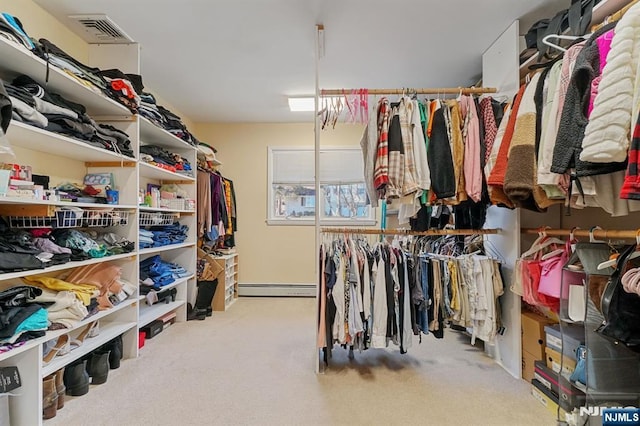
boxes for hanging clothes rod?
[522,228,640,240]
[319,87,497,96]
[321,228,499,236]
[592,0,639,31]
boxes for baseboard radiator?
[238,283,316,297]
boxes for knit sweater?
[581,2,640,163]
[551,23,625,177]
[504,73,550,211]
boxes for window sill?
[266,219,377,227]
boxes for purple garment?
[33,238,72,255]
[210,173,223,225]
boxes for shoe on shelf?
[102,335,123,369]
[42,375,58,419]
[54,367,66,410]
[86,349,111,385]
[63,359,89,397]
[42,334,69,365]
[69,320,99,351]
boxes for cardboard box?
[531,379,568,419]
[545,347,576,376]
[544,323,585,360]
[522,350,539,383]
[534,360,586,411]
[522,312,556,359]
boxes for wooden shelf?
[0,297,137,364]
[138,242,196,256]
[139,300,185,328]
[139,162,196,182]
[42,321,137,377]
[139,206,195,214]
[139,116,196,151]
[138,275,194,302]
[0,38,130,116]
[0,252,135,282]
[7,121,135,162]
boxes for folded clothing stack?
[138,92,198,146]
[139,222,189,249]
[50,228,134,260]
[99,69,143,113]
[0,13,34,50]
[140,145,193,177]
[7,75,134,157]
[139,255,191,292]
[0,286,47,350]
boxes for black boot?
[63,359,89,396]
[103,335,123,369]
[86,350,110,385]
[199,280,218,317]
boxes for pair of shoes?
[63,358,90,397]
[85,349,111,385]
[100,335,123,369]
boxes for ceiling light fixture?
[288,97,316,112]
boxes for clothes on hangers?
[196,169,237,248]
[318,233,505,364]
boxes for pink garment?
[557,42,586,124]
[588,29,615,117]
[460,96,483,202]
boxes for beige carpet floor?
[48,297,555,426]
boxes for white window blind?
[271,148,364,184]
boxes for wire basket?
[139,212,179,227]
[159,198,186,210]
[9,209,83,229]
[9,209,131,229]
[83,210,131,227]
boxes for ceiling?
[34,0,564,123]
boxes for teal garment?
[11,307,48,340]
[420,102,430,205]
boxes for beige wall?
[194,122,370,284]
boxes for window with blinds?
[267,147,375,225]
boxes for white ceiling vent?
[67,14,134,44]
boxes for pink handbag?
[538,241,571,299]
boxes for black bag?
[528,0,597,61]
[598,244,640,353]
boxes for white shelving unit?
[0,22,199,425]
[211,254,239,312]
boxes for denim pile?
[140,145,193,177]
[138,92,198,146]
[6,75,134,157]
[139,223,188,249]
[0,286,47,350]
[139,255,191,292]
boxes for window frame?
[266,146,377,226]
